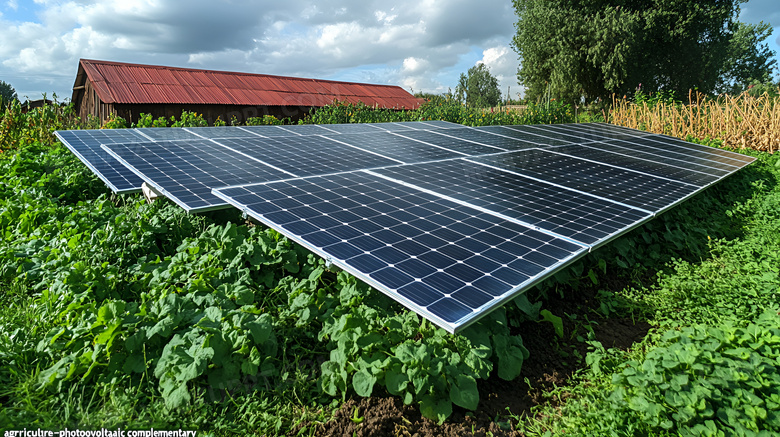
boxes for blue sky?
[1,0,778,102]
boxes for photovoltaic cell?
[238,125,301,137]
[437,127,541,150]
[392,130,506,155]
[277,125,340,136]
[520,124,638,143]
[370,159,651,247]
[545,122,653,141]
[212,171,587,332]
[416,120,463,129]
[632,135,754,166]
[475,125,574,147]
[509,124,607,144]
[555,140,733,180]
[470,150,700,211]
[317,123,387,134]
[135,128,202,141]
[185,126,265,139]
[54,129,148,193]
[370,122,422,132]
[102,140,290,212]
[325,132,466,163]
[544,145,721,186]
[214,136,400,175]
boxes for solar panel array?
[55,121,755,333]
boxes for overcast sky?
[1,0,779,102]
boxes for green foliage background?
[455,64,502,108]
[511,0,778,103]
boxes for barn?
[70,59,423,125]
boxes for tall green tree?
[455,63,502,107]
[0,80,17,107]
[717,21,778,93]
[511,0,777,103]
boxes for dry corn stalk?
[609,90,780,153]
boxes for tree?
[455,63,501,107]
[0,80,17,107]
[717,21,778,93]
[510,0,778,103]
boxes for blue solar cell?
[102,140,290,212]
[371,159,651,247]
[213,171,587,332]
[55,129,148,193]
[469,150,700,212]
[135,128,202,141]
[214,136,399,175]
[326,132,465,163]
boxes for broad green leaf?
[513,294,542,319]
[385,367,409,395]
[419,394,452,424]
[449,374,479,410]
[493,335,529,381]
[540,310,564,338]
[123,353,147,374]
[320,361,347,397]
[352,369,377,397]
[163,383,191,409]
[246,314,272,344]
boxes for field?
[0,95,778,436]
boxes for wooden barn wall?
[76,80,116,123]
[112,104,312,125]
[76,79,313,125]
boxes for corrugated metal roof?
[77,59,424,109]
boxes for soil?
[292,286,653,437]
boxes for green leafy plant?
[610,310,780,436]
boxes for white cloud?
[0,0,519,99]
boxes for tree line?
[442,0,777,107]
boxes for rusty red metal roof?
[76,59,424,109]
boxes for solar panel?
[469,150,700,212]
[214,136,400,175]
[435,127,542,150]
[325,132,466,163]
[57,122,757,333]
[370,159,652,247]
[136,128,202,141]
[54,129,148,193]
[277,125,340,136]
[368,122,420,132]
[317,123,387,134]
[518,124,639,143]
[184,126,265,139]
[627,135,754,166]
[543,122,653,141]
[416,120,463,129]
[475,125,575,147]
[392,130,507,155]
[212,171,587,332]
[237,125,300,137]
[543,145,721,186]
[102,140,291,212]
